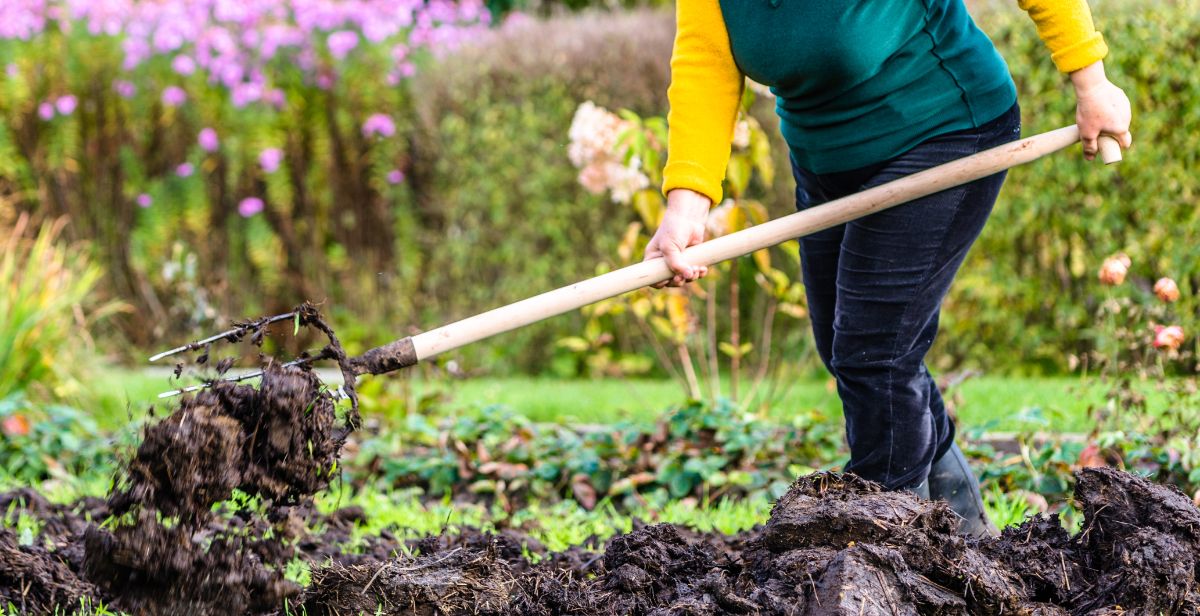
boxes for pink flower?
[230,82,263,108]
[113,80,136,98]
[136,193,153,208]
[1153,325,1186,351]
[198,128,219,152]
[161,86,187,107]
[38,102,55,121]
[171,55,196,76]
[265,89,286,109]
[5,64,18,78]
[386,169,405,185]
[327,30,359,60]
[176,163,194,177]
[362,113,395,138]
[1154,277,1180,303]
[55,95,77,116]
[238,197,264,217]
[259,148,284,173]
[1098,254,1130,286]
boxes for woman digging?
[645,0,1132,535]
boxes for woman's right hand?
[643,188,711,288]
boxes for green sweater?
[719,0,1017,173]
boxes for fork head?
[148,303,360,421]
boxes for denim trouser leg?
[793,104,1021,490]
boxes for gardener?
[645,0,1132,535]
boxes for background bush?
[404,10,674,373]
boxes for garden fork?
[150,128,1122,396]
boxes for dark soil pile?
[296,469,1200,616]
[4,462,1200,614]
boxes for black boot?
[900,478,929,499]
[928,443,997,537]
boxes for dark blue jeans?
[792,103,1021,491]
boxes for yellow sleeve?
[1018,0,1109,73]
[661,0,744,204]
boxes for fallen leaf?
[2,414,30,437]
[572,473,598,510]
[1077,444,1107,469]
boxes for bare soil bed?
[3,365,1199,614]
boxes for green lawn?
[90,368,1139,433]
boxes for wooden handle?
[1098,135,1122,165]
[403,124,1103,364]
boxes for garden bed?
[2,367,1199,615]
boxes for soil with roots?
[2,312,1199,613]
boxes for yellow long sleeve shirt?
[663,0,1109,203]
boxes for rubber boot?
[902,479,930,500]
[928,443,997,537]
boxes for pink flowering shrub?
[0,0,490,343]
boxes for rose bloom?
[1154,277,1180,303]
[38,101,55,121]
[176,163,194,177]
[1097,254,1129,286]
[136,193,152,208]
[386,169,405,185]
[1153,325,1185,351]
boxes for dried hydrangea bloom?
[567,101,629,168]
[732,120,751,150]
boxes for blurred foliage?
[0,215,119,403]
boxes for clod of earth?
[83,365,349,615]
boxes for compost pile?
[3,314,1200,614]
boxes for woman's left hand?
[1071,60,1133,160]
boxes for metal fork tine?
[148,312,296,362]
[155,356,314,399]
